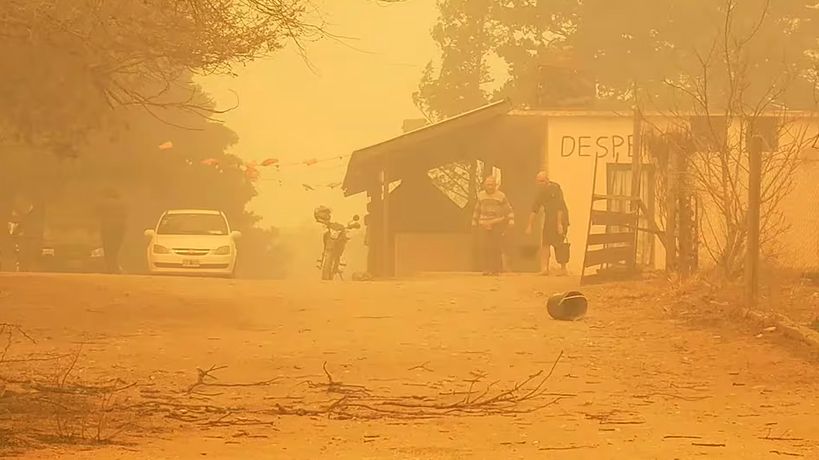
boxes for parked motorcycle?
[314,206,360,280]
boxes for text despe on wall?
[559,134,635,160]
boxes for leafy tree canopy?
[417,0,819,115]
[0,0,320,152]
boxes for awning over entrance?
[342,99,513,196]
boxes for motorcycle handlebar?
[320,217,361,231]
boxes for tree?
[0,75,289,277]
[569,0,819,108]
[0,0,387,276]
[636,0,819,277]
[487,0,584,107]
[0,0,321,153]
[411,1,496,209]
[414,0,494,120]
[422,0,818,109]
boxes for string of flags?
[156,140,351,189]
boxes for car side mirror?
[144,229,156,238]
[230,230,242,240]
[353,215,360,221]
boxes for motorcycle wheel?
[321,252,335,280]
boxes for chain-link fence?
[775,154,819,274]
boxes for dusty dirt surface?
[759,281,819,328]
[2,273,819,459]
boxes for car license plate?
[182,259,200,268]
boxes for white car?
[144,209,241,278]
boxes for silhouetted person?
[472,176,515,276]
[97,189,128,274]
[8,197,41,272]
[526,171,569,275]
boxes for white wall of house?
[536,111,819,275]
[541,114,666,274]
[776,118,819,270]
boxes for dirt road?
[2,273,818,459]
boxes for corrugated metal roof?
[342,99,513,196]
[342,103,818,196]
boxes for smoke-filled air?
[2,1,819,458]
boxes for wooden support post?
[665,142,679,272]
[365,190,379,276]
[746,135,763,306]
[677,145,692,278]
[380,163,391,278]
[630,108,643,270]
[631,108,643,209]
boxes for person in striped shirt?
[472,176,515,275]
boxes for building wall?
[540,112,819,274]
[775,119,819,271]
[365,111,818,277]
[389,173,472,275]
[543,115,665,274]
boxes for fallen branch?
[634,392,710,401]
[0,323,35,364]
[302,362,370,396]
[286,351,568,420]
[539,444,598,451]
[407,361,434,372]
[186,364,281,395]
[770,450,804,457]
[692,442,726,447]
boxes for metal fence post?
[746,135,763,306]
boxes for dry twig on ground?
[186,364,282,396]
[266,351,567,420]
[0,323,35,365]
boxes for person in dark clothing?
[526,171,569,275]
[472,176,515,276]
[8,197,43,272]
[96,189,128,274]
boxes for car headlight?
[90,248,105,258]
[152,244,171,254]
[213,245,231,255]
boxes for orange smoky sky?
[199,1,438,228]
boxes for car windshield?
[157,213,228,236]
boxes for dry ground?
[1,273,819,459]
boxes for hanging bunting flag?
[302,184,315,191]
[245,166,260,182]
[201,158,219,166]
[303,158,318,166]
[261,158,279,167]
[158,141,174,150]
[327,182,343,189]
